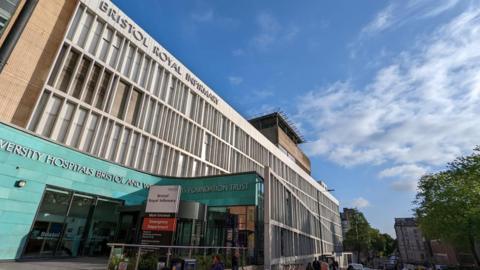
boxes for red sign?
[142,217,177,232]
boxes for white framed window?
[55,102,76,143]
[82,113,99,152]
[74,11,94,48]
[38,95,63,137]
[68,107,88,148]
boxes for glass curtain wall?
[23,187,122,258]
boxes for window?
[56,50,80,92]
[117,128,130,164]
[67,6,84,41]
[136,136,146,169]
[110,80,129,119]
[0,0,21,38]
[128,132,139,167]
[97,27,113,62]
[94,70,111,109]
[107,124,121,160]
[83,64,101,104]
[100,120,113,157]
[40,96,63,137]
[47,46,68,87]
[125,89,142,125]
[28,91,50,132]
[92,117,107,155]
[71,57,91,98]
[140,57,150,88]
[82,113,99,152]
[56,102,76,143]
[87,20,104,55]
[69,108,87,147]
[74,11,94,48]
[131,51,142,82]
[109,33,122,68]
[122,45,134,77]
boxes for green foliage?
[382,233,396,256]
[343,209,373,255]
[343,209,397,259]
[138,253,158,270]
[414,147,480,266]
[194,255,211,270]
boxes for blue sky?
[112,0,480,236]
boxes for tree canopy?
[414,147,480,266]
[343,209,397,262]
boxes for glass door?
[57,194,95,256]
[83,199,122,256]
[23,187,123,258]
[23,188,71,257]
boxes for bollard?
[106,244,114,269]
[134,247,142,270]
[167,247,172,267]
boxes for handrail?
[107,243,248,249]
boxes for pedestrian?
[232,250,239,270]
[313,257,321,270]
[306,262,314,270]
[211,255,224,270]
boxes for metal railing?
[107,243,250,270]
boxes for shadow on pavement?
[0,257,108,270]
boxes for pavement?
[0,257,108,270]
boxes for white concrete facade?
[25,0,343,266]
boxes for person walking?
[211,255,224,270]
[306,262,314,270]
[232,250,239,270]
[313,258,321,270]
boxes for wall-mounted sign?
[0,138,150,189]
[145,185,181,214]
[142,217,177,232]
[94,0,219,105]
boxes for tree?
[382,233,396,257]
[343,209,397,264]
[343,209,373,262]
[414,147,480,266]
[370,228,386,256]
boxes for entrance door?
[57,194,95,256]
[23,188,71,257]
[117,212,139,244]
[83,199,122,256]
[23,187,123,258]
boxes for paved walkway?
[0,257,108,270]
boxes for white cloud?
[361,0,461,36]
[296,8,480,191]
[378,164,427,180]
[228,76,243,85]
[250,12,299,51]
[379,164,428,193]
[191,10,214,23]
[351,197,370,209]
[361,4,394,35]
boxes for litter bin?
[184,259,196,270]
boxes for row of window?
[270,174,322,238]
[271,226,318,260]
[39,2,341,230]
[28,90,224,178]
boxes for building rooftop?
[394,217,417,226]
[249,111,305,144]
